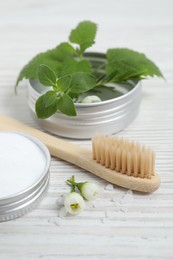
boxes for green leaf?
[15,42,75,88]
[57,75,71,92]
[70,72,96,94]
[59,59,77,76]
[38,64,57,86]
[69,21,97,54]
[55,42,76,61]
[35,91,58,119]
[106,48,163,83]
[78,60,92,73]
[57,94,76,116]
[59,58,92,77]
[68,92,80,102]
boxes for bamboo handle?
[0,114,160,193]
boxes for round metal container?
[0,132,50,222]
[27,52,142,139]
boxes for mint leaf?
[57,94,76,116]
[15,42,75,88]
[68,92,79,102]
[55,42,76,61]
[16,48,60,87]
[57,75,71,92]
[59,58,92,77]
[78,60,92,73]
[69,21,97,55]
[38,65,57,87]
[106,48,163,82]
[59,59,77,76]
[36,91,58,119]
[70,72,96,93]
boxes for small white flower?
[81,95,102,103]
[81,182,100,201]
[64,192,85,215]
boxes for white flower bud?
[81,95,101,103]
[64,192,85,215]
[81,182,100,201]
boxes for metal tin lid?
[0,131,50,222]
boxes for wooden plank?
[0,0,173,258]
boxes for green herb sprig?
[36,64,96,118]
[16,21,163,119]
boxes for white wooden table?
[0,0,173,259]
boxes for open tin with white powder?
[0,132,50,222]
[27,52,142,139]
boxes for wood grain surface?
[0,0,173,259]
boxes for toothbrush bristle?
[92,135,155,179]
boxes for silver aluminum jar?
[0,132,50,222]
[27,52,142,139]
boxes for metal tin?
[0,132,50,222]
[27,52,142,139]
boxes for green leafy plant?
[35,64,96,118]
[16,21,163,119]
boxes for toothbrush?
[0,114,160,193]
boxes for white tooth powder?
[0,132,48,198]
